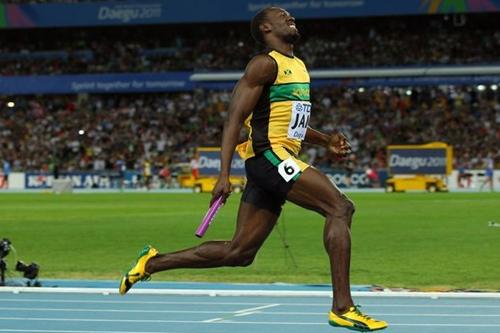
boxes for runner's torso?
[238,50,311,159]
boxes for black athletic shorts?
[241,148,310,215]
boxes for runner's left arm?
[304,127,352,157]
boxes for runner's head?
[251,7,300,46]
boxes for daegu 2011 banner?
[387,142,453,175]
[197,148,246,177]
[1,0,500,29]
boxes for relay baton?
[195,195,225,238]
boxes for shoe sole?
[329,321,388,332]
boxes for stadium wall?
[4,170,499,191]
[1,70,500,95]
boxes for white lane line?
[0,330,179,333]
[217,320,500,327]
[234,304,280,314]
[0,298,269,306]
[0,317,202,324]
[202,318,223,323]
[259,311,500,317]
[2,287,500,299]
[203,302,280,323]
[1,317,500,327]
[356,304,500,308]
[370,313,500,317]
[390,323,500,327]
[3,306,499,317]
[0,307,233,314]
[1,298,499,308]
[234,312,258,317]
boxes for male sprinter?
[120,7,387,332]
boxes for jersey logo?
[284,69,292,75]
[288,101,311,140]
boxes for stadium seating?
[1,86,497,173]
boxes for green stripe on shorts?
[292,172,302,181]
[263,150,281,166]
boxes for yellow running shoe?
[119,245,159,295]
[329,306,388,332]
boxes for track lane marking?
[0,330,180,333]
[234,304,280,313]
[1,317,500,327]
[2,307,498,317]
[1,298,499,308]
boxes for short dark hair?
[250,7,273,45]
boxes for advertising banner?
[0,72,191,95]
[25,172,116,189]
[2,72,499,95]
[1,0,499,29]
[197,148,246,177]
[387,142,453,175]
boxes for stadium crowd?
[0,14,499,75]
[1,85,498,175]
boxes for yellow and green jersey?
[237,49,311,160]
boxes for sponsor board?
[197,148,245,177]
[2,1,499,28]
[387,143,453,175]
[0,72,191,95]
[326,171,370,188]
[25,173,117,189]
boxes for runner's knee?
[326,197,355,220]
[225,247,256,267]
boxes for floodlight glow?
[6,102,15,108]
[358,87,365,93]
[78,130,85,135]
[406,90,412,96]
[477,85,486,91]
[491,84,498,91]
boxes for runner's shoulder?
[244,54,277,85]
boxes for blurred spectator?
[456,162,473,188]
[143,158,152,190]
[365,165,379,188]
[479,152,495,192]
[0,14,499,75]
[190,152,199,180]
[0,85,497,174]
[159,163,173,188]
[1,159,10,189]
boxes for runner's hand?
[327,132,352,157]
[211,175,231,206]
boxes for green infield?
[1,192,499,291]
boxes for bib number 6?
[278,157,301,182]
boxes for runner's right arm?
[211,55,277,205]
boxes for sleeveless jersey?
[237,50,311,160]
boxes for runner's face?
[269,8,300,44]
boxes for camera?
[0,238,41,286]
[16,261,40,280]
[0,238,11,258]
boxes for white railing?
[190,65,500,81]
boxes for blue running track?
[0,288,499,333]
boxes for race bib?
[278,157,301,182]
[288,101,311,140]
